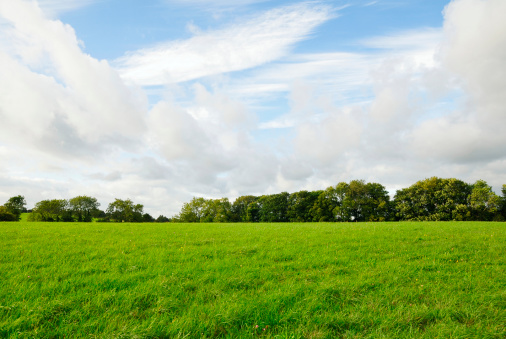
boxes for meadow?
[0,221,504,338]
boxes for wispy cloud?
[115,2,334,86]
[37,0,100,16]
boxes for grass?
[0,221,504,338]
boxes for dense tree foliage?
[0,195,26,221]
[106,199,144,222]
[6,177,505,223]
[173,178,505,223]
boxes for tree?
[142,213,155,222]
[500,184,506,220]
[309,187,340,222]
[231,196,258,222]
[468,180,501,221]
[394,177,472,221]
[30,199,70,222]
[173,197,207,222]
[3,195,26,221]
[258,192,289,222]
[156,215,171,223]
[106,199,143,222]
[69,196,100,222]
[0,206,17,221]
[287,190,320,222]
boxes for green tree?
[258,192,289,222]
[30,199,70,222]
[106,199,143,222]
[287,190,320,222]
[69,196,100,222]
[468,180,501,221]
[174,197,207,222]
[309,187,341,222]
[231,196,258,222]
[3,195,26,220]
[394,177,472,221]
[500,184,506,219]
[0,206,18,221]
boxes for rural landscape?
[2,0,506,337]
[1,177,506,337]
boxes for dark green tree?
[3,195,26,221]
[258,192,289,222]
[69,196,100,222]
[106,199,143,222]
[287,190,320,222]
[231,195,258,222]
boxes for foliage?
[1,195,26,221]
[106,198,143,222]
[394,177,473,221]
[29,199,72,222]
[0,206,17,221]
[69,196,100,222]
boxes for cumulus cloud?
[115,2,334,86]
[0,0,147,160]
[408,0,506,164]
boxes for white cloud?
[115,2,334,86]
[37,0,99,16]
[0,0,147,160]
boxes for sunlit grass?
[0,222,504,338]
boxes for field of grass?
[0,221,504,338]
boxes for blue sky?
[1,0,505,216]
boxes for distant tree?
[69,196,100,222]
[106,199,143,222]
[231,196,258,222]
[156,215,171,223]
[287,190,320,222]
[173,197,207,222]
[309,186,344,222]
[142,213,155,222]
[30,199,70,222]
[246,201,261,222]
[3,195,26,221]
[468,180,501,221]
[259,192,289,222]
[0,206,18,221]
[394,177,472,221]
[500,184,506,220]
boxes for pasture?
[0,221,504,338]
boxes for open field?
[0,222,504,338]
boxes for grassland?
[0,222,504,338]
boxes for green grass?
[0,222,504,338]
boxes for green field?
[0,222,504,338]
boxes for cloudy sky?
[1,0,505,216]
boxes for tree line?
[172,178,506,223]
[2,177,505,223]
[0,196,170,223]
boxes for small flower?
[255,325,259,328]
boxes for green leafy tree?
[394,177,472,221]
[309,187,341,222]
[69,196,100,222]
[258,192,289,222]
[231,196,258,222]
[156,215,171,223]
[174,197,207,222]
[30,199,70,222]
[3,195,26,220]
[287,190,321,222]
[0,206,18,221]
[106,199,143,222]
[468,180,501,221]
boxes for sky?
[1,0,505,217]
